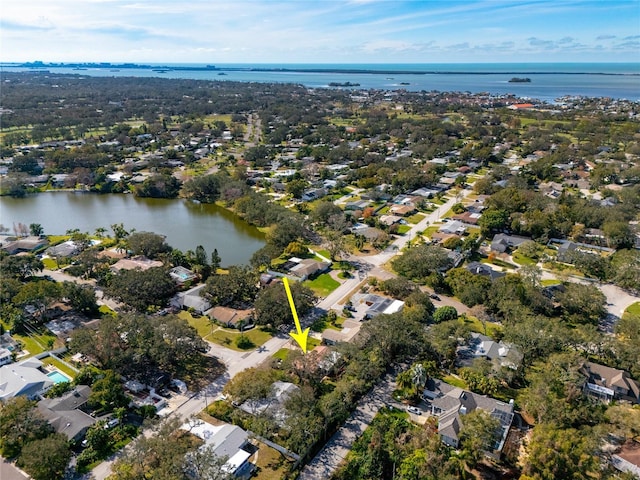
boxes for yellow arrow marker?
[282,277,310,353]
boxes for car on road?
[429,294,441,301]
[407,406,422,415]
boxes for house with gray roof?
[423,379,514,458]
[490,234,529,253]
[0,358,54,400]
[37,385,96,442]
[170,284,211,314]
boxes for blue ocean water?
[2,63,639,102]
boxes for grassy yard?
[272,348,290,361]
[304,273,340,297]
[440,374,468,389]
[406,213,426,224]
[512,252,537,266]
[541,279,561,286]
[207,327,273,351]
[481,258,517,270]
[179,311,213,338]
[625,302,640,316]
[9,330,59,357]
[396,225,412,235]
[252,441,295,480]
[422,225,440,238]
[42,257,59,270]
[461,315,503,338]
[310,315,343,333]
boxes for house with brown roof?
[288,259,330,281]
[389,204,417,216]
[111,256,163,272]
[580,361,640,404]
[209,306,254,330]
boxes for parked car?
[429,294,441,301]
[407,406,422,415]
[104,418,120,429]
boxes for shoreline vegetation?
[5,61,640,76]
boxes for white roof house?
[0,358,54,400]
[181,420,253,477]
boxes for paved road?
[298,373,397,480]
[0,456,29,480]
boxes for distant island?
[509,77,531,83]
[328,81,360,87]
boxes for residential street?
[298,373,398,480]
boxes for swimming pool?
[47,370,70,384]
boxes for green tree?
[88,370,130,412]
[0,397,53,458]
[126,231,170,258]
[458,409,501,469]
[203,265,258,307]
[433,306,458,323]
[478,209,509,235]
[557,283,606,325]
[18,433,71,480]
[210,249,221,273]
[392,244,452,282]
[254,281,315,328]
[29,223,44,236]
[521,425,600,480]
[106,267,176,311]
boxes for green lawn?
[304,273,340,297]
[422,225,440,238]
[252,440,295,480]
[99,305,116,316]
[461,315,503,338]
[440,374,468,389]
[625,302,640,316]
[42,258,59,270]
[406,213,426,224]
[512,252,537,266]
[396,225,412,235]
[272,348,290,361]
[179,311,213,338]
[541,279,561,287]
[310,315,343,332]
[207,327,272,351]
[481,258,517,269]
[10,330,58,357]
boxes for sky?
[1,0,639,64]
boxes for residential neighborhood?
[0,70,639,480]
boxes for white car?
[407,406,422,415]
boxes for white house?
[0,358,54,400]
[181,420,254,478]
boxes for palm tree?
[410,363,427,396]
[396,370,413,396]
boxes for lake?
[0,192,265,266]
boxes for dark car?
[429,293,441,301]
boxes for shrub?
[236,335,254,349]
